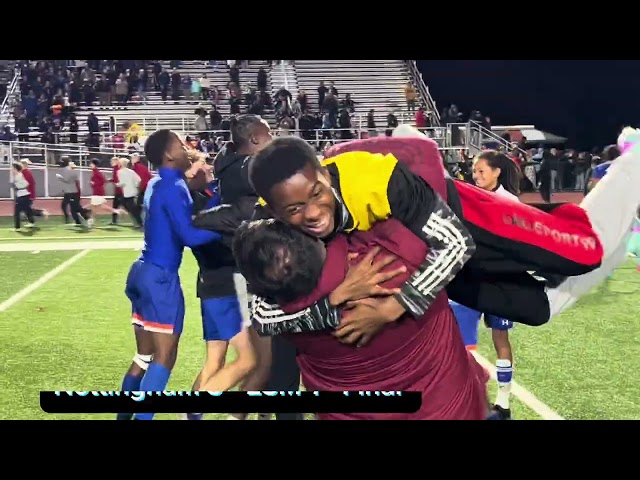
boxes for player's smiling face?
[267,163,337,239]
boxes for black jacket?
[190,146,260,298]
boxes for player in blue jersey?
[117,130,222,421]
[179,159,258,421]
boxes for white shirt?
[494,184,520,202]
[13,172,30,197]
[116,167,141,199]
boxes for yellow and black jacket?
[250,151,474,335]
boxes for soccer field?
[1,218,639,420]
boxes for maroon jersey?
[91,169,106,196]
[281,217,489,420]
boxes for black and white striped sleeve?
[387,163,475,317]
[250,294,341,335]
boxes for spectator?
[229,64,240,85]
[367,109,377,137]
[194,108,208,139]
[158,68,170,101]
[386,111,398,136]
[171,69,181,101]
[341,93,355,113]
[200,73,210,100]
[209,106,222,131]
[317,81,327,111]
[404,81,417,112]
[322,92,338,127]
[415,105,427,130]
[257,67,267,91]
[115,73,128,104]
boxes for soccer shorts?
[90,195,106,206]
[201,273,251,342]
[449,301,513,350]
[125,259,185,335]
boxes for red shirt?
[91,169,106,196]
[111,166,123,196]
[415,109,426,128]
[22,168,36,200]
[132,161,152,192]
[281,218,489,420]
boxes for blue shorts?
[125,259,185,335]
[201,296,247,342]
[449,301,513,350]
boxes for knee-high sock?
[548,145,640,317]
[133,363,171,421]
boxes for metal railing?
[4,122,523,169]
[466,120,527,156]
[405,60,440,125]
[0,67,21,124]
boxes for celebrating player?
[117,129,221,421]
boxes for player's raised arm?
[164,183,221,248]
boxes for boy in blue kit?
[117,129,221,421]
[450,301,513,419]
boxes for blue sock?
[187,413,204,420]
[116,373,143,420]
[133,363,171,421]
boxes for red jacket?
[324,136,603,326]
[132,161,152,192]
[91,169,106,196]
[22,168,36,200]
[111,166,123,196]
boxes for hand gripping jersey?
[251,136,604,333]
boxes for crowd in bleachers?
[1,61,275,160]
[270,80,362,151]
[0,61,612,196]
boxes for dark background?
[417,60,640,150]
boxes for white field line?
[0,240,566,421]
[0,249,90,312]
[0,235,141,242]
[471,351,565,420]
[0,240,141,310]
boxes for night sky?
[416,60,640,151]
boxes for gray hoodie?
[58,167,79,194]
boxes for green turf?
[0,251,78,303]
[0,215,142,240]
[478,261,640,420]
[1,247,639,420]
